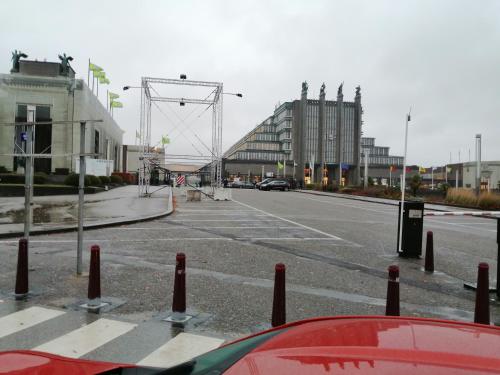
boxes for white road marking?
[232,199,344,241]
[34,318,136,358]
[137,332,224,368]
[166,219,281,222]
[0,307,65,339]
[110,226,299,230]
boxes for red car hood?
[0,350,133,374]
[225,316,500,374]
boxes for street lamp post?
[398,110,411,254]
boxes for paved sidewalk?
[0,185,173,237]
[295,189,494,213]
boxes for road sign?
[21,132,27,141]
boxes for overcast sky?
[1,0,499,166]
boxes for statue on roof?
[320,82,326,97]
[355,85,361,96]
[11,50,28,73]
[337,82,343,96]
[58,53,74,76]
[302,81,308,93]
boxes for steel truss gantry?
[138,77,223,197]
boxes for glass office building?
[224,82,403,185]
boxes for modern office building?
[223,82,403,185]
[0,54,124,175]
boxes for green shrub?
[33,172,48,184]
[305,183,314,190]
[0,173,25,184]
[99,176,110,185]
[367,176,374,186]
[64,173,92,187]
[88,175,101,186]
[110,175,123,184]
[0,166,8,173]
[409,175,422,196]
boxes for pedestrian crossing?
[0,304,225,368]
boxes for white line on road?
[0,236,347,244]
[232,199,345,241]
[34,318,137,358]
[137,333,224,368]
[166,219,282,222]
[110,226,299,230]
[0,307,65,339]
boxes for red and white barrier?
[424,211,499,217]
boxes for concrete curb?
[0,193,175,239]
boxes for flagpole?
[389,167,392,187]
[106,90,109,111]
[92,74,95,93]
[398,110,411,254]
[97,79,99,97]
[87,59,90,86]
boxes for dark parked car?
[231,180,255,189]
[259,179,290,191]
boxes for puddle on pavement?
[0,204,76,224]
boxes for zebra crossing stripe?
[33,318,136,358]
[0,307,65,339]
[137,332,225,368]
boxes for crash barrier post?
[172,253,186,314]
[424,231,434,273]
[474,262,490,325]
[88,245,101,306]
[385,265,400,316]
[397,201,424,257]
[272,263,286,327]
[15,238,29,299]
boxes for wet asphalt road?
[0,188,498,363]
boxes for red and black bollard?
[424,231,434,273]
[474,262,490,325]
[496,218,499,300]
[88,245,101,305]
[15,238,29,299]
[385,265,400,316]
[271,263,286,327]
[172,253,186,314]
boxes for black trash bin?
[397,201,424,257]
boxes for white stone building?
[0,59,124,174]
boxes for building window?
[94,130,100,158]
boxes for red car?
[2,315,500,374]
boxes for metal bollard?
[88,245,101,306]
[425,231,434,273]
[271,263,286,327]
[385,265,400,316]
[474,262,490,325]
[15,238,29,299]
[172,253,186,316]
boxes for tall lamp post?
[398,110,411,254]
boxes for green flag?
[99,76,110,84]
[110,101,123,108]
[89,62,102,72]
[94,70,105,79]
[277,161,284,170]
[161,135,170,145]
[109,92,120,100]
